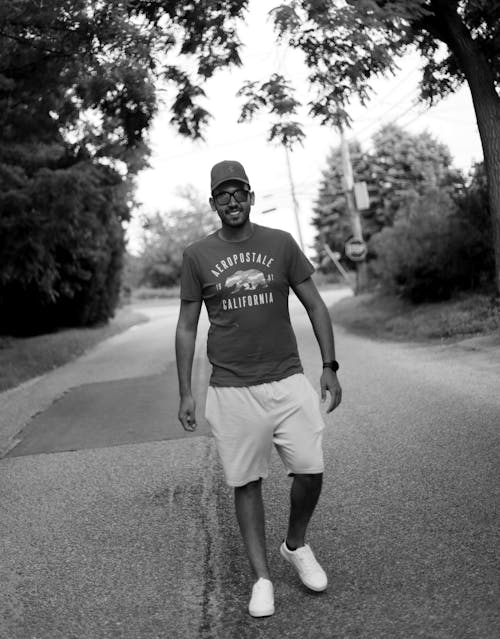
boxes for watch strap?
[322,360,339,372]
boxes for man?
[175,160,342,618]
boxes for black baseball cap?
[210,160,250,192]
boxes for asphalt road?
[1,288,499,639]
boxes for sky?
[128,2,484,258]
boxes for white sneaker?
[248,578,274,617]
[280,542,328,591]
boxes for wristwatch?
[322,360,339,372]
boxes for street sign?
[345,237,367,262]
[354,181,370,210]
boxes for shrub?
[0,162,127,335]
[454,162,494,284]
[370,185,494,303]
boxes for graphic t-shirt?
[180,224,315,387]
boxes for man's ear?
[250,191,255,205]
[209,197,216,211]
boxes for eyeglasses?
[213,189,250,206]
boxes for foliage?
[269,1,500,126]
[0,0,248,334]
[240,0,500,136]
[370,179,494,302]
[312,124,463,269]
[136,186,217,288]
[369,124,462,227]
[0,162,128,334]
[0,0,248,144]
[454,161,495,282]
[237,73,305,148]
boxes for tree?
[265,0,500,295]
[0,0,248,333]
[312,124,463,267]
[369,124,462,226]
[137,186,217,288]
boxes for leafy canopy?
[235,1,500,143]
[269,0,500,127]
[0,0,249,333]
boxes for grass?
[330,290,500,343]
[0,305,148,393]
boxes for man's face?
[210,180,255,228]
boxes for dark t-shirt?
[180,223,315,387]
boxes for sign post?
[340,128,368,294]
[323,243,356,292]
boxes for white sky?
[128,2,484,258]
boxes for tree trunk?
[433,3,500,295]
[461,58,500,297]
[474,99,500,297]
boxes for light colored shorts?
[204,373,325,487]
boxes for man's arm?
[175,299,202,430]
[292,277,342,413]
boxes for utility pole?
[339,126,367,293]
[284,144,305,252]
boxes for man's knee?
[292,472,323,482]
[234,478,262,493]
[292,473,323,491]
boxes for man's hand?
[320,369,342,413]
[178,395,197,431]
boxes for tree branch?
[0,29,72,58]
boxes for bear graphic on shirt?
[225,269,268,293]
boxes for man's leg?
[234,478,271,579]
[285,473,323,549]
[280,473,327,591]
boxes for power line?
[353,99,425,146]
[349,89,421,140]
[395,106,433,129]
[370,65,421,104]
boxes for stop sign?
[345,237,367,262]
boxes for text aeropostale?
[211,252,274,278]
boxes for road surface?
[1,288,499,638]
